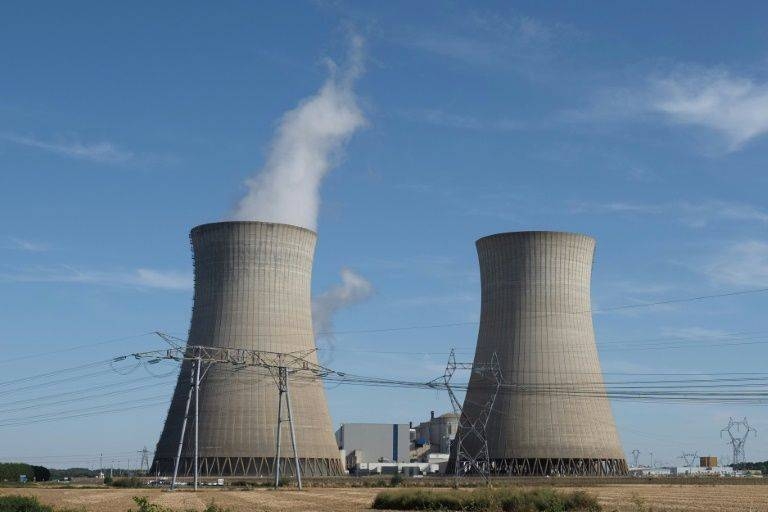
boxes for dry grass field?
[2,482,768,511]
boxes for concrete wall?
[151,221,342,476]
[457,231,626,473]
[337,423,410,463]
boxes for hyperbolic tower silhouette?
[151,221,343,477]
[455,231,627,476]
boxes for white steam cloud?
[231,36,367,230]
[312,268,373,337]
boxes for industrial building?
[413,411,458,457]
[336,423,410,471]
[454,231,627,476]
[151,222,343,477]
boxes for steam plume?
[231,36,366,230]
[312,268,373,337]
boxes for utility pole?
[649,452,654,468]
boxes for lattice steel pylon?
[440,348,502,485]
[721,417,757,465]
[129,340,335,491]
[137,447,150,474]
[631,449,640,468]
[679,452,697,468]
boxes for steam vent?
[151,222,343,477]
[457,231,627,476]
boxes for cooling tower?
[455,231,627,476]
[151,221,343,477]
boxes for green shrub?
[109,477,144,488]
[372,487,601,512]
[201,504,232,512]
[0,495,54,512]
[103,475,113,485]
[389,474,405,487]
[127,496,173,512]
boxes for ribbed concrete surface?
[460,231,625,470]
[151,221,342,476]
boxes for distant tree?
[732,461,768,474]
[31,466,50,482]
[0,463,33,482]
[49,467,97,479]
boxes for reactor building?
[151,221,343,477]
[455,231,627,476]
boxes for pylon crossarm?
[129,344,335,377]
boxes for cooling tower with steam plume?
[454,231,627,476]
[151,221,343,477]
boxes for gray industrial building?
[454,231,627,476]
[336,423,410,467]
[151,222,343,477]
[414,411,459,456]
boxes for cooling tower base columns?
[492,458,628,477]
[152,457,344,478]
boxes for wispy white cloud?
[0,265,191,291]
[6,237,49,252]
[1,134,133,163]
[580,66,768,153]
[312,268,374,337]
[394,10,574,70]
[649,68,768,151]
[703,241,768,288]
[396,108,524,131]
[571,199,768,227]
[658,326,733,341]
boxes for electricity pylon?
[631,449,640,468]
[721,417,756,465]
[436,348,502,486]
[137,447,150,474]
[126,341,336,491]
[679,452,697,468]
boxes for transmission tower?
[631,449,640,468]
[137,447,150,474]
[127,340,336,491]
[721,417,757,465]
[678,451,698,468]
[437,348,502,485]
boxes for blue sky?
[2,0,768,469]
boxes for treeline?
[0,462,50,482]
[48,468,97,479]
[732,461,768,474]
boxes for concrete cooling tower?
[151,221,343,477]
[456,231,627,476]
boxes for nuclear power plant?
[151,221,343,477]
[455,231,627,476]
[150,225,626,480]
